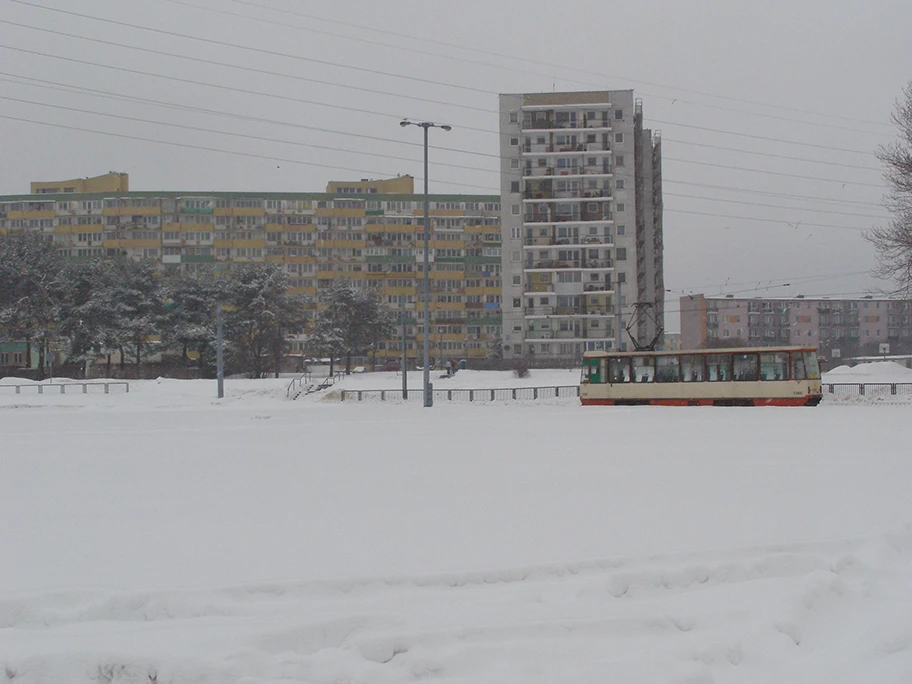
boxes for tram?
[580,346,822,406]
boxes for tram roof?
[582,346,818,358]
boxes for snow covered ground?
[2,364,912,682]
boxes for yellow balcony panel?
[316,271,337,279]
[330,208,364,218]
[213,208,231,216]
[22,210,56,219]
[119,206,160,216]
[282,224,315,233]
[265,255,284,263]
[230,239,266,247]
[232,207,265,217]
[431,209,463,217]
[285,255,316,263]
[335,240,365,249]
[365,223,385,232]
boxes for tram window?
[609,357,631,383]
[632,356,655,382]
[655,356,680,382]
[733,353,759,381]
[681,355,704,382]
[760,352,788,380]
[706,354,731,382]
[804,351,820,379]
[581,358,604,383]
[792,352,807,380]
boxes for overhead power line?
[0,27,884,159]
[216,0,894,132]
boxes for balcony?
[524,259,614,270]
[523,236,613,247]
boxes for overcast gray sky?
[2,0,910,330]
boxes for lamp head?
[440,125,452,132]
[400,120,410,127]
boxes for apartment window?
[510,137,519,146]
[616,179,625,189]
[511,204,520,215]
[510,181,520,193]
[616,203,625,213]
[512,275,521,286]
[510,158,520,169]
[513,298,521,308]
[510,226,521,239]
[617,224,625,235]
[509,111,518,123]
[616,248,627,261]
[614,109,623,120]
[615,155,625,167]
[537,158,546,167]
[615,132,624,143]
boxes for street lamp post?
[400,119,451,408]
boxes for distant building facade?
[0,174,503,367]
[30,172,129,195]
[499,90,664,364]
[680,293,912,359]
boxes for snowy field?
[2,364,912,682]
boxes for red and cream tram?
[580,346,822,406]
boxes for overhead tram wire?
[0,24,496,116]
[1,89,888,208]
[0,30,881,159]
[0,95,500,177]
[0,71,887,184]
[0,76,889,215]
[215,0,894,132]
[0,110,885,232]
[0,76,501,160]
[0,113,497,193]
[2,5,498,97]
[155,0,891,137]
[0,6,894,146]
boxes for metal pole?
[615,279,623,352]
[401,294,407,399]
[423,123,432,407]
[216,301,224,398]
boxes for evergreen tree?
[160,268,222,375]
[222,263,306,378]
[308,279,394,373]
[0,232,66,377]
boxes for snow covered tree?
[57,259,122,376]
[0,232,66,377]
[308,279,394,374]
[222,263,307,378]
[867,82,912,294]
[487,331,505,360]
[106,256,164,370]
[160,268,222,375]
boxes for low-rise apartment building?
[680,293,912,360]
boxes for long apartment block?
[0,174,503,364]
[680,293,912,359]
[499,90,664,362]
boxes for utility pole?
[615,278,623,351]
[401,294,407,399]
[216,301,224,399]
